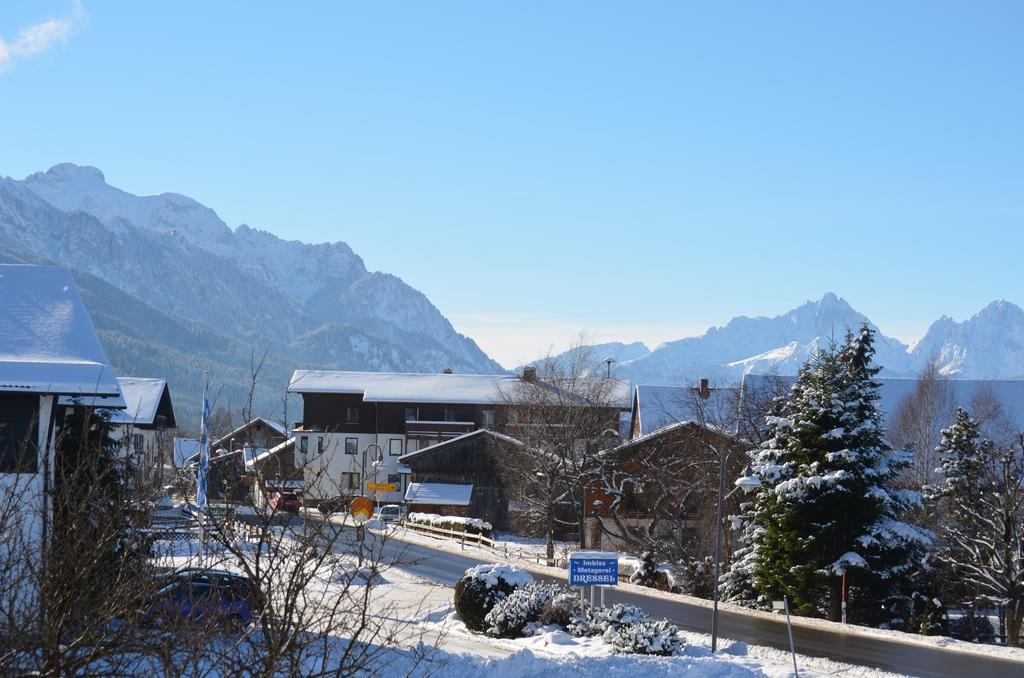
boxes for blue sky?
[2,2,1022,366]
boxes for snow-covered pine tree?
[929,410,1024,647]
[719,389,795,609]
[737,327,931,623]
[926,408,986,510]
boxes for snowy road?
[353,523,1023,678]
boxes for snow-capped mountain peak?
[908,300,1024,379]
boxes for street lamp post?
[712,461,761,652]
[361,443,383,498]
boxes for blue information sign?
[568,551,619,586]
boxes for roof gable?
[108,378,173,426]
[633,384,738,437]
[0,265,121,398]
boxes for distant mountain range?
[0,163,502,426]
[3,164,1020,427]
[544,293,1024,386]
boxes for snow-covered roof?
[288,369,631,407]
[0,265,122,400]
[632,384,739,438]
[404,482,473,506]
[212,417,287,448]
[606,419,739,458]
[398,428,524,464]
[741,374,1024,434]
[245,437,294,470]
[289,370,518,404]
[102,378,171,425]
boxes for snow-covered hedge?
[568,603,649,637]
[485,582,565,638]
[454,563,533,632]
[407,512,492,537]
[606,619,682,656]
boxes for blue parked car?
[147,568,259,631]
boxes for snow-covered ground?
[354,515,1024,666]
[405,602,905,678]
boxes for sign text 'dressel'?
[568,551,618,586]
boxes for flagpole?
[198,370,209,557]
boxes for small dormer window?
[444,407,457,422]
[346,407,359,424]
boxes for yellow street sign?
[367,483,398,491]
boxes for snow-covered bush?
[606,619,682,656]
[630,550,658,587]
[407,512,492,537]
[484,582,564,638]
[568,602,649,637]
[453,563,533,632]
[539,590,586,628]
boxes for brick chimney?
[698,377,710,399]
[522,366,537,382]
[442,367,453,374]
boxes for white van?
[377,504,402,523]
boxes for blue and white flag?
[196,384,211,509]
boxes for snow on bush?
[485,582,566,638]
[453,563,533,632]
[407,512,492,537]
[569,602,648,637]
[630,550,658,587]
[606,619,683,656]
[539,591,586,628]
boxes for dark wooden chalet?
[398,429,521,529]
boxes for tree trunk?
[829,578,842,622]
[1007,597,1022,648]
[546,502,555,566]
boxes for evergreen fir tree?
[720,391,793,609]
[731,327,931,623]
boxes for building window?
[389,438,403,456]
[0,394,38,473]
[299,436,309,458]
[481,409,495,427]
[404,407,418,422]
[346,407,359,424]
[344,437,358,455]
[342,472,359,490]
[388,473,401,487]
[317,436,326,455]
[132,433,145,453]
[444,407,456,422]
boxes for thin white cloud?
[0,1,85,71]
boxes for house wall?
[295,388,627,511]
[585,424,744,552]
[296,395,502,504]
[0,394,54,609]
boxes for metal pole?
[711,451,726,652]
[785,595,799,677]
[600,585,605,607]
[590,585,595,608]
[841,571,847,624]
